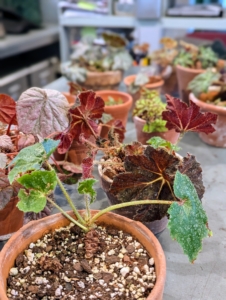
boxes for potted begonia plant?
[174,40,225,103]
[61,32,133,91]
[0,90,71,240]
[132,89,179,145]
[0,89,215,299]
[188,69,226,147]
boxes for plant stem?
[6,114,17,136]
[84,194,91,220]
[46,162,85,225]
[46,197,88,232]
[90,199,174,225]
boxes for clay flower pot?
[96,90,133,139]
[189,93,226,147]
[124,75,164,107]
[133,116,180,145]
[0,197,24,241]
[62,92,76,106]
[0,210,166,300]
[80,70,123,91]
[176,65,204,103]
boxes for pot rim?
[96,90,133,109]
[0,210,166,300]
[189,92,226,115]
[86,69,122,76]
[123,75,164,89]
[175,64,205,74]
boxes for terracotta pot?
[133,116,180,145]
[124,75,164,109]
[62,92,76,106]
[80,70,123,91]
[98,165,168,235]
[176,65,204,103]
[161,69,178,96]
[0,197,24,241]
[96,90,132,139]
[0,210,166,300]
[189,93,226,147]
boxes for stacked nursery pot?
[189,93,226,147]
[0,210,166,299]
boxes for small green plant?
[188,69,221,97]
[105,96,123,106]
[7,90,218,262]
[174,50,194,68]
[133,89,167,133]
[198,47,218,69]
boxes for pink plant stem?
[6,114,17,136]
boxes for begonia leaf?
[162,95,217,134]
[17,134,36,151]
[55,132,73,154]
[8,142,53,184]
[78,178,98,204]
[0,135,14,152]
[124,142,144,156]
[16,88,70,138]
[109,146,204,222]
[168,171,211,262]
[58,161,82,174]
[0,169,20,210]
[111,120,125,143]
[41,139,60,157]
[147,136,180,152]
[17,170,57,213]
[68,82,86,95]
[82,157,94,179]
[69,91,104,140]
[0,94,17,125]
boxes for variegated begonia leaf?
[16,88,70,138]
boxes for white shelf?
[162,16,226,30]
[0,24,59,59]
[59,15,137,28]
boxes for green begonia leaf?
[142,119,167,133]
[168,171,211,262]
[17,189,47,213]
[146,136,180,151]
[41,139,60,157]
[17,170,57,213]
[78,179,98,204]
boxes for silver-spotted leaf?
[16,88,70,137]
[8,143,45,184]
[168,171,211,262]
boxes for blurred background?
[1,0,226,99]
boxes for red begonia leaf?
[82,156,94,179]
[0,94,17,125]
[124,141,144,156]
[0,169,20,210]
[55,132,73,154]
[162,94,217,134]
[69,91,104,140]
[111,120,126,143]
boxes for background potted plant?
[132,89,179,145]
[188,69,226,147]
[174,40,225,103]
[96,90,132,138]
[61,32,133,91]
[123,71,164,107]
[151,37,179,95]
[0,90,214,299]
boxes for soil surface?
[7,224,156,300]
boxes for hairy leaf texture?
[16,88,70,137]
[162,95,217,134]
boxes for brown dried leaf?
[0,134,13,152]
[17,134,36,151]
[124,141,144,156]
[0,169,14,210]
[0,153,7,169]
